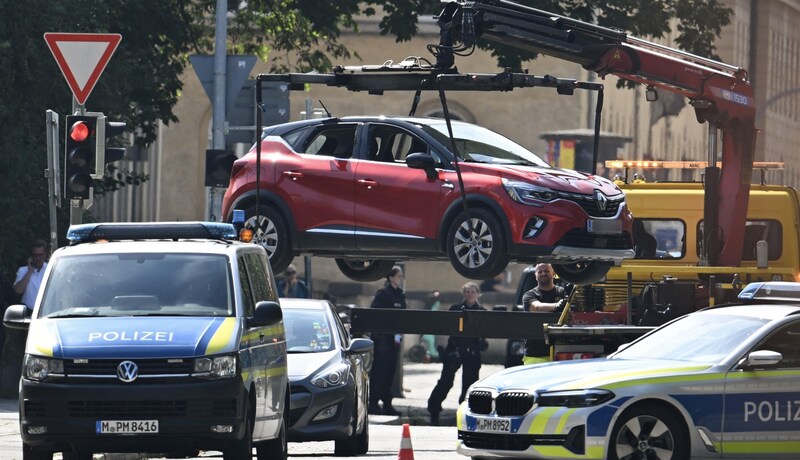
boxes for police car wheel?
[62,452,92,460]
[224,405,254,460]
[609,403,687,460]
[257,391,289,460]
[22,444,52,460]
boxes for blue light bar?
[738,281,800,301]
[232,209,245,225]
[67,222,238,244]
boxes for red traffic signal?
[64,115,98,200]
[69,120,92,143]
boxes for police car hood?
[475,358,713,392]
[26,317,240,359]
[287,350,340,380]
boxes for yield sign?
[44,33,122,105]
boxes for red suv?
[222,116,634,284]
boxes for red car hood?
[466,163,622,196]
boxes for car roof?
[279,298,331,310]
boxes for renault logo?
[594,190,608,211]
[117,361,139,383]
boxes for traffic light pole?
[45,110,61,250]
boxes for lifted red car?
[222,116,633,284]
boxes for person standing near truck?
[522,263,567,365]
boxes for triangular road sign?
[44,33,122,105]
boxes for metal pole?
[209,0,227,221]
[45,110,60,251]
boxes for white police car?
[456,281,800,459]
[3,221,289,460]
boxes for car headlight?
[194,355,237,379]
[24,355,64,381]
[537,389,614,407]
[310,363,350,388]
[502,178,559,205]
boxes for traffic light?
[99,118,127,168]
[205,149,237,187]
[64,115,97,199]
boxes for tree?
[0,0,731,278]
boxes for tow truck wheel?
[244,204,293,275]
[446,208,508,280]
[22,444,52,460]
[609,403,688,460]
[552,261,612,285]
[335,259,396,282]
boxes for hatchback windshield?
[283,308,335,353]
[39,253,233,318]
[419,121,551,167]
[612,312,770,363]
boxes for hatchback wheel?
[446,208,508,279]
[609,403,687,460]
[335,259,395,282]
[244,204,293,274]
[552,261,612,285]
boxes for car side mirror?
[406,152,437,180]
[346,337,374,356]
[249,300,283,327]
[743,349,782,368]
[3,304,31,330]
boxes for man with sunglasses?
[277,264,309,298]
[13,239,48,310]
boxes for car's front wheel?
[22,444,52,460]
[552,261,612,285]
[446,208,508,280]
[335,259,395,282]
[334,396,361,456]
[243,204,293,274]
[224,403,253,460]
[609,403,687,460]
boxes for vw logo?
[594,190,608,211]
[117,360,139,383]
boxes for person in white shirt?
[13,239,48,309]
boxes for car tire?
[356,404,369,455]
[334,396,360,456]
[224,402,254,460]
[62,453,92,460]
[609,403,688,460]
[257,391,289,460]
[335,259,396,282]
[446,208,508,280]
[244,204,293,275]
[552,261,612,285]
[22,445,52,460]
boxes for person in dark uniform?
[521,263,567,365]
[368,265,406,416]
[427,282,487,425]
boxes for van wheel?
[335,259,395,282]
[244,204,293,274]
[609,403,688,460]
[257,393,288,460]
[552,261,612,285]
[224,403,253,460]
[62,452,92,460]
[447,208,508,280]
[22,444,52,460]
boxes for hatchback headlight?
[194,355,237,379]
[502,178,559,205]
[311,363,349,388]
[537,389,614,407]
[24,355,64,381]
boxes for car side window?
[244,253,276,303]
[367,125,428,163]
[755,321,800,368]
[237,255,256,317]
[302,125,358,159]
[329,302,350,347]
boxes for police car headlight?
[194,355,237,379]
[502,178,559,205]
[24,355,64,381]
[311,363,349,388]
[537,389,614,407]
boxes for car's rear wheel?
[446,208,508,280]
[244,204,293,275]
[609,403,687,460]
[335,259,395,282]
[552,261,612,285]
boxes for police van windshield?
[283,308,335,353]
[39,253,233,318]
[612,312,769,363]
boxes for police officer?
[368,265,406,416]
[427,282,487,425]
[522,263,567,364]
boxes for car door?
[722,320,800,457]
[276,123,360,250]
[353,123,444,252]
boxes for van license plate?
[474,416,511,433]
[97,420,159,434]
[587,219,622,234]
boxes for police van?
[3,221,289,460]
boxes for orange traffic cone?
[397,423,415,460]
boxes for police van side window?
[244,253,277,303]
[755,322,800,368]
[237,256,256,317]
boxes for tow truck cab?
[3,222,289,460]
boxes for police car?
[456,281,800,459]
[3,221,289,460]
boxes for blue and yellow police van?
[3,221,289,460]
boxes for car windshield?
[419,121,551,167]
[612,312,770,363]
[283,308,335,353]
[39,253,233,318]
